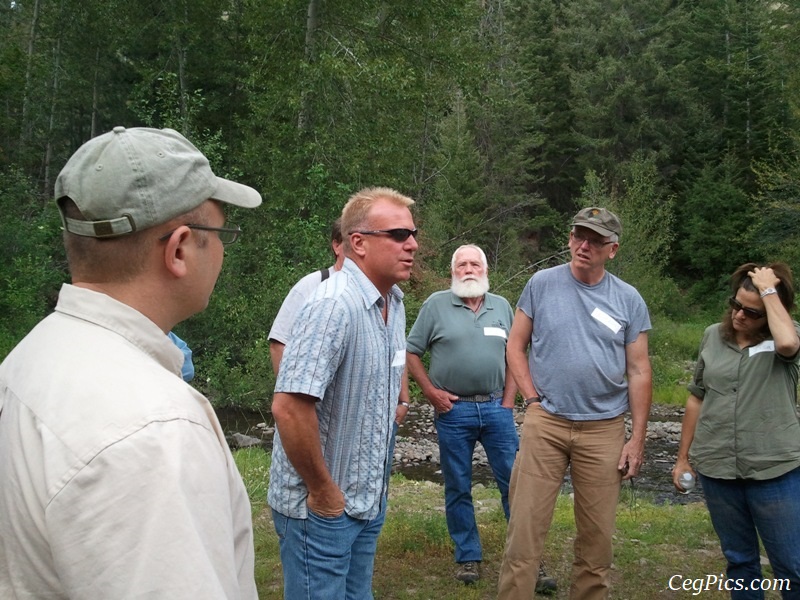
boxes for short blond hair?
[341,187,415,253]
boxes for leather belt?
[457,392,497,403]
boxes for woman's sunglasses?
[728,296,766,320]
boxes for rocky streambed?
[391,402,698,505]
[223,402,700,505]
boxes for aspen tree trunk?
[91,47,100,138]
[20,0,42,146]
[179,0,189,134]
[43,35,61,198]
[297,0,319,132]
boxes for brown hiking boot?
[455,561,480,584]
[535,561,557,594]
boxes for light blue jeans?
[434,394,519,563]
[272,504,387,600]
[700,467,800,599]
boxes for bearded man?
[406,245,556,592]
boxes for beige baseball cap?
[55,126,262,238]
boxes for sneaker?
[535,561,557,595]
[455,561,481,584]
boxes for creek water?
[216,403,704,506]
[392,403,703,506]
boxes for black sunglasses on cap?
[728,296,766,320]
[352,228,418,242]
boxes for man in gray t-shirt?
[497,207,652,600]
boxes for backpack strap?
[320,267,330,282]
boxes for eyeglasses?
[352,228,418,242]
[159,223,242,245]
[728,296,766,320]
[571,231,615,250]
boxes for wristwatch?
[760,287,777,298]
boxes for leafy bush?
[0,168,66,359]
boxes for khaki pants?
[497,405,624,600]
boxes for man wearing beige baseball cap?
[0,127,262,599]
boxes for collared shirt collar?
[449,290,492,309]
[341,257,404,310]
[55,284,184,376]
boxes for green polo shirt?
[407,290,514,397]
[688,322,800,480]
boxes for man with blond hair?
[0,126,261,599]
[268,187,418,599]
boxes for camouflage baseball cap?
[571,207,622,238]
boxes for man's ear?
[162,227,192,278]
[349,233,368,259]
[608,242,620,260]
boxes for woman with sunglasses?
[673,262,800,599]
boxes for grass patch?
[650,315,710,406]
[235,449,788,599]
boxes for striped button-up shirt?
[268,258,406,520]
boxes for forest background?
[2,0,799,410]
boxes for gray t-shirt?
[407,291,514,396]
[517,263,651,420]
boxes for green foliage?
[2,0,800,406]
[0,168,65,359]
[649,314,713,405]
[197,340,274,411]
[752,137,800,281]
[577,158,684,319]
[416,91,487,273]
[675,153,758,300]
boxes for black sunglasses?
[728,296,766,320]
[352,228,418,242]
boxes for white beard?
[451,275,490,299]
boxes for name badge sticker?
[591,308,622,334]
[749,340,775,357]
[484,327,507,339]
[392,349,406,367]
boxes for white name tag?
[392,349,406,367]
[591,308,622,334]
[749,340,775,357]
[484,327,507,339]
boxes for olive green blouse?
[688,322,800,480]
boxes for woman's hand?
[672,458,696,492]
[748,266,779,293]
